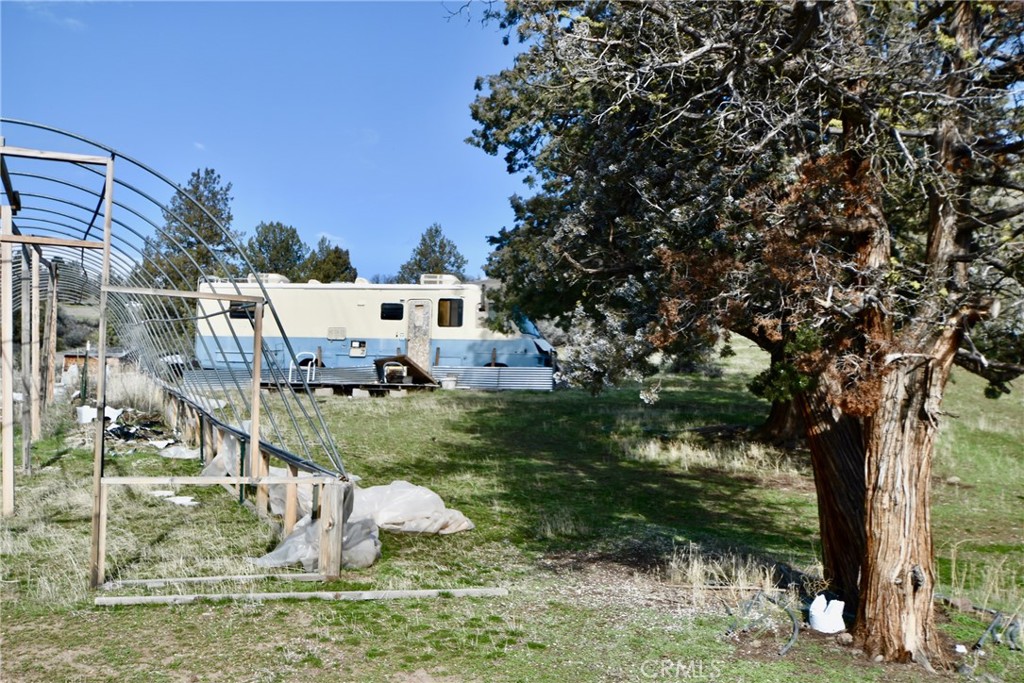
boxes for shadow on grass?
[388,378,819,575]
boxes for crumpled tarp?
[251,480,474,571]
[353,480,474,535]
[250,514,383,571]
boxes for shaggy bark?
[857,333,959,666]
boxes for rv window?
[228,302,256,320]
[438,298,463,327]
[380,303,404,321]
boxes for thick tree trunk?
[854,331,959,667]
[798,386,865,610]
[760,398,805,447]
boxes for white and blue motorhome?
[194,274,555,390]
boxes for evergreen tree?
[301,237,357,283]
[396,223,468,283]
[141,168,239,291]
[245,221,310,281]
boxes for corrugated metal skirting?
[433,366,554,391]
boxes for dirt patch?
[536,552,710,617]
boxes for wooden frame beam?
[250,301,267,514]
[318,480,347,579]
[0,234,104,250]
[101,475,337,486]
[0,145,109,166]
[284,463,299,535]
[42,265,58,406]
[101,573,327,589]
[94,587,509,607]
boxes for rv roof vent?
[355,277,371,284]
[420,274,461,285]
[247,273,291,284]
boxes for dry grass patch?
[619,433,808,480]
[104,368,165,413]
[664,542,780,599]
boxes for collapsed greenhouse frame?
[0,119,350,587]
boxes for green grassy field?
[1,342,1021,682]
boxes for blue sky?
[1,0,525,279]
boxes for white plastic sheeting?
[76,405,124,424]
[251,514,382,571]
[147,489,199,507]
[267,466,315,518]
[159,444,200,460]
[200,433,241,477]
[201,435,316,517]
[354,480,474,535]
[252,480,474,571]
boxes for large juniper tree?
[470,0,1023,666]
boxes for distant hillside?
[59,304,101,323]
[57,305,100,350]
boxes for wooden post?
[42,266,58,406]
[284,462,299,536]
[213,424,223,466]
[20,246,30,471]
[249,301,267,515]
[1,204,14,516]
[318,479,346,579]
[198,414,207,465]
[167,395,177,434]
[30,248,40,440]
[259,449,271,512]
[238,436,247,504]
[95,481,108,585]
[184,404,198,445]
[88,157,114,589]
[79,351,87,406]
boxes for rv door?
[406,299,432,369]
